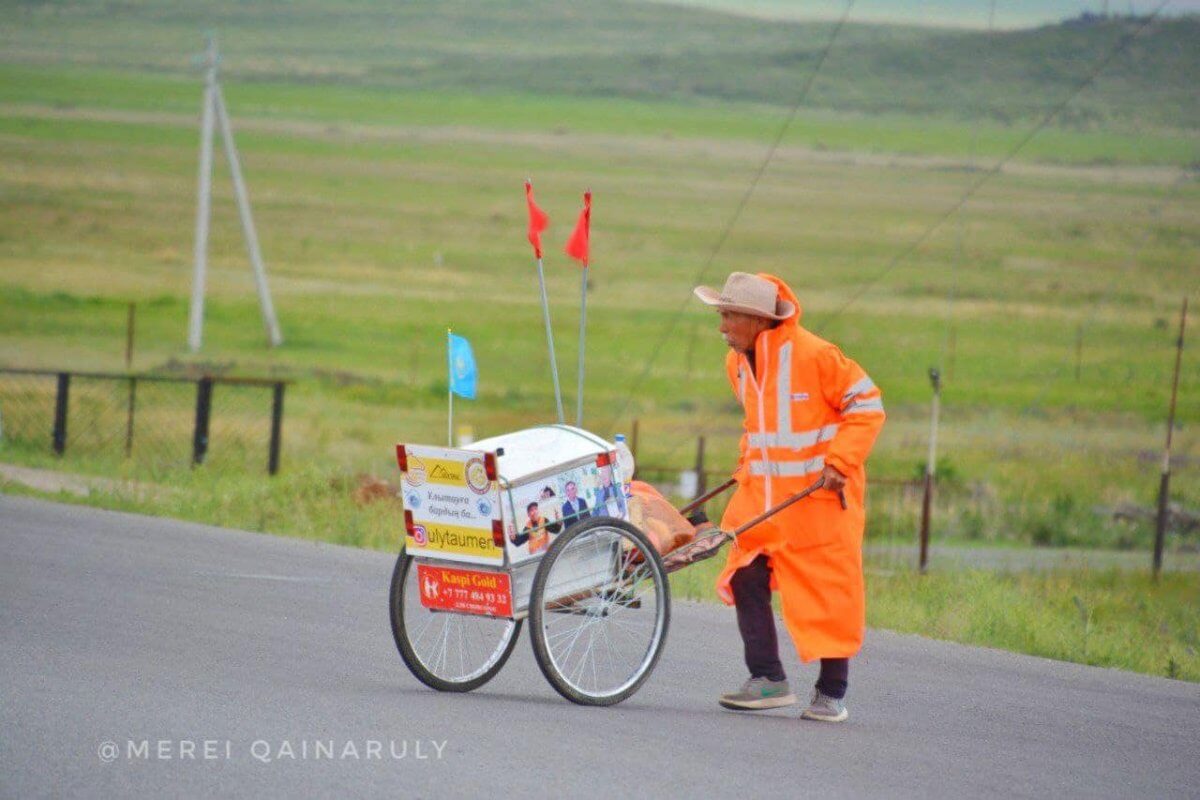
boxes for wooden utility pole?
[1153,297,1188,578]
[919,367,942,573]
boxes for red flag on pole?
[565,191,591,267]
[525,180,549,259]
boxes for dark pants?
[730,554,849,699]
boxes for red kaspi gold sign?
[416,564,514,618]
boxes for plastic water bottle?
[613,434,635,499]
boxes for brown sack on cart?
[627,480,704,555]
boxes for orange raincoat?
[716,275,885,662]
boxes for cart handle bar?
[729,477,846,539]
[676,474,846,525]
[676,477,738,517]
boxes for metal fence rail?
[0,367,286,475]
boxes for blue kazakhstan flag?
[448,332,477,399]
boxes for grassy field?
[1,0,1197,681]
[2,63,1197,537]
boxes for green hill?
[2,1,1197,129]
[654,0,1200,30]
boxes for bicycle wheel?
[529,517,670,706]
[389,552,521,692]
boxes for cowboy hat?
[693,272,795,320]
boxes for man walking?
[693,272,885,722]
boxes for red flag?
[565,190,591,267]
[525,180,549,259]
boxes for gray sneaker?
[718,677,797,711]
[800,689,849,722]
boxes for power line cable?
[648,5,1179,470]
[811,2,1170,335]
[601,0,858,433]
[941,0,998,380]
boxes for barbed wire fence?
[0,368,285,478]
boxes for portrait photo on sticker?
[557,467,597,526]
[507,482,564,559]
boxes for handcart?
[388,424,825,706]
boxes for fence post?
[694,435,707,497]
[124,377,137,458]
[919,368,942,574]
[1153,297,1187,579]
[192,377,213,466]
[52,372,70,456]
[125,302,136,369]
[268,381,285,476]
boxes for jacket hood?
[757,273,802,328]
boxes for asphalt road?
[2,496,1197,799]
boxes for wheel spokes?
[538,525,666,699]
[399,560,516,684]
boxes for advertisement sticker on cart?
[398,443,503,565]
[415,564,513,617]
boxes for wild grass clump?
[864,480,1166,551]
[1011,493,1151,550]
[866,568,1200,682]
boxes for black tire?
[389,552,521,692]
[529,517,671,706]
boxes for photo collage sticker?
[504,461,626,563]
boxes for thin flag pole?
[536,257,565,423]
[447,328,454,446]
[566,190,592,429]
[525,180,563,424]
[577,264,587,427]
